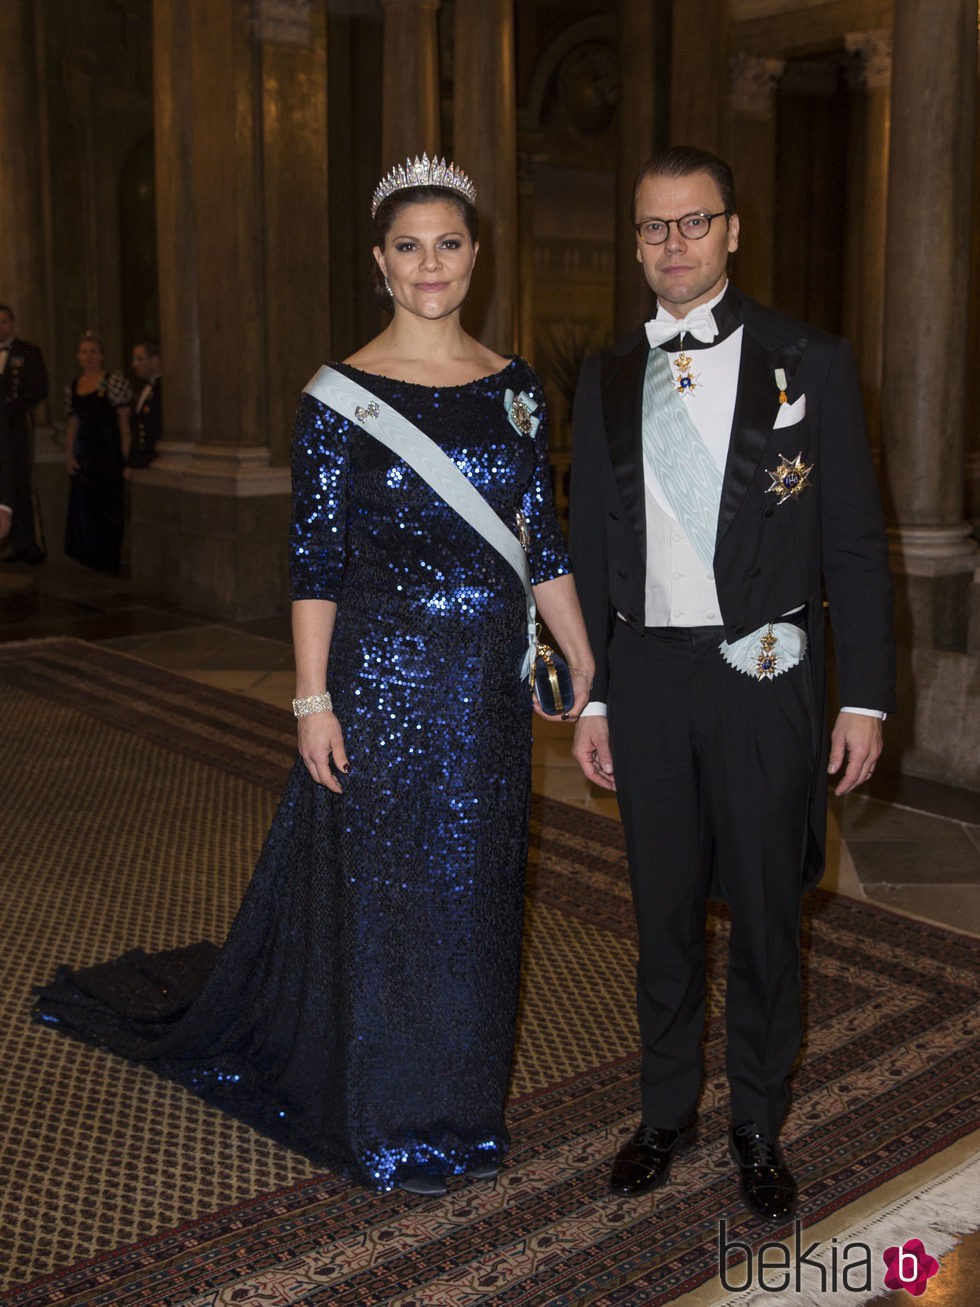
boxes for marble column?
[453,0,518,353]
[516,153,535,361]
[728,54,784,306]
[615,0,665,336]
[151,0,202,453]
[132,0,330,618]
[880,0,977,572]
[670,0,730,156]
[844,29,891,459]
[967,47,980,536]
[381,0,441,166]
[0,1,48,351]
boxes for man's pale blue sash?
[641,348,721,571]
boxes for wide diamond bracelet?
[292,691,333,718]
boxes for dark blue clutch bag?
[532,642,574,716]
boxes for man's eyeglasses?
[634,211,732,245]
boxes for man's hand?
[828,711,883,796]
[572,714,616,791]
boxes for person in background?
[64,331,132,574]
[128,339,162,471]
[0,436,14,543]
[0,304,48,563]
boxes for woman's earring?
[384,274,392,297]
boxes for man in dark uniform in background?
[128,339,163,470]
[0,304,48,562]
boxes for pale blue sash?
[641,348,721,571]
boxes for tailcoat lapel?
[601,330,649,559]
[717,320,807,547]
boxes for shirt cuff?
[579,701,608,717]
[841,706,887,721]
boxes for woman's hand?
[529,574,595,724]
[297,711,350,793]
[531,663,593,722]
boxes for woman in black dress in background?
[35,157,594,1196]
[64,331,132,574]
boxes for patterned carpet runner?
[0,639,977,1306]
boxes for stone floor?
[2,552,978,1303]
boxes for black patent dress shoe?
[729,1122,798,1221]
[609,1120,697,1195]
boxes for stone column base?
[888,522,977,574]
[130,443,291,620]
[883,534,980,793]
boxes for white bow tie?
[644,304,718,348]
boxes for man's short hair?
[0,304,14,319]
[133,339,160,358]
[633,147,737,217]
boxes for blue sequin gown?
[33,358,571,1190]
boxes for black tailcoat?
[129,376,162,468]
[570,287,895,886]
[0,337,48,551]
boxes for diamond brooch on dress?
[504,389,540,440]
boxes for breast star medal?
[673,351,699,397]
[766,451,813,504]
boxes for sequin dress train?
[33,358,570,1190]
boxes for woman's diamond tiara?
[371,153,477,218]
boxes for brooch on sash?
[514,507,531,553]
[766,451,813,504]
[354,400,380,423]
[673,352,699,397]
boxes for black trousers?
[4,422,40,553]
[607,620,816,1138]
